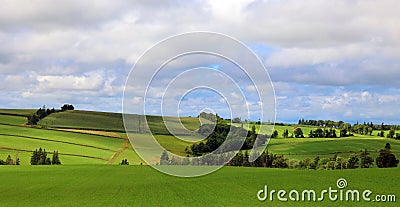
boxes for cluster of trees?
[352,123,374,135]
[376,143,399,168]
[228,150,288,168]
[120,159,129,165]
[385,129,400,139]
[186,123,268,155]
[160,150,232,166]
[291,144,397,169]
[0,155,20,165]
[298,119,349,128]
[297,119,400,137]
[290,150,374,170]
[30,148,61,165]
[27,106,56,125]
[308,128,338,138]
[61,104,74,111]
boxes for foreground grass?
[0,165,398,207]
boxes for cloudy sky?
[1,0,399,124]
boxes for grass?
[38,110,126,132]
[0,165,398,207]
[0,114,27,125]
[0,108,36,116]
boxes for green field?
[0,109,399,206]
[0,165,398,206]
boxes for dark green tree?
[387,129,395,138]
[294,128,304,138]
[359,149,373,168]
[385,143,391,150]
[52,151,61,165]
[271,130,278,138]
[376,149,399,168]
[283,129,289,138]
[347,153,359,169]
[120,159,129,165]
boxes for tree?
[30,149,39,165]
[387,129,395,138]
[376,148,399,168]
[61,104,75,111]
[309,130,315,138]
[385,143,391,150]
[6,155,14,165]
[283,129,289,138]
[359,149,373,168]
[243,150,250,167]
[347,153,359,169]
[294,128,304,138]
[160,150,169,165]
[52,151,61,165]
[271,130,278,138]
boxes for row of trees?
[27,104,75,125]
[30,148,61,165]
[61,104,75,111]
[161,143,398,169]
[280,128,338,138]
[27,106,56,125]
[0,155,20,165]
[270,126,400,139]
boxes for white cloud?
[0,0,399,123]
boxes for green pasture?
[0,165,398,207]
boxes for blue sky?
[0,0,399,124]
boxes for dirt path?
[107,136,130,164]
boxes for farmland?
[1,109,399,165]
[0,109,399,206]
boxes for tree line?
[30,148,61,165]
[27,104,75,125]
[160,143,398,169]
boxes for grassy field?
[0,111,143,165]
[39,110,205,134]
[0,165,398,207]
[0,109,205,165]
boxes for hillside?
[0,109,206,165]
[1,109,399,166]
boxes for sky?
[0,0,399,124]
